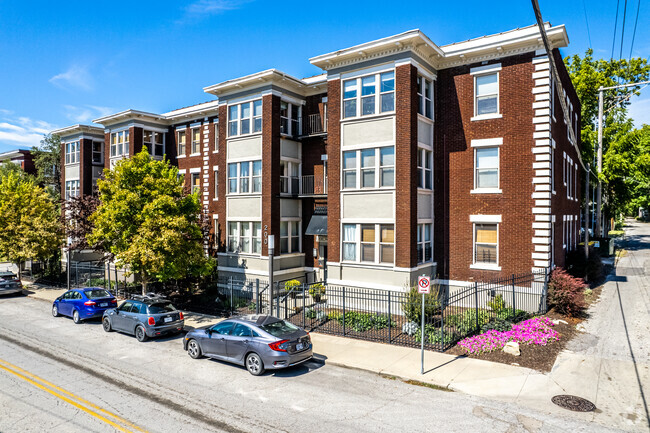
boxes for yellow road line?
[0,358,147,433]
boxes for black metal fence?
[260,270,548,352]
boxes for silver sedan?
[183,315,313,376]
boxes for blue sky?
[0,0,648,152]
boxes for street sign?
[418,276,430,294]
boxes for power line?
[582,0,593,49]
[611,0,621,59]
[629,0,641,59]
[619,0,629,60]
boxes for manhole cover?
[551,395,596,412]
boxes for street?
[0,296,616,433]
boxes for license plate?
[164,317,172,323]
[100,303,108,307]
[296,343,303,351]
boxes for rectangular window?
[475,73,498,116]
[417,148,433,190]
[417,75,433,119]
[214,170,218,199]
[342,71,395,119]
[342,151,357,189]
[227,161,262,194]
[65,141,80,164]
[110,131,129,158]
[227,222,262,255]
[143,131,164,157]
[92,141,103,164]
[342,223,394,264]
[342,224,357,261]
[417,224,433,264]
[214,122,219,152]
[474,223,498,264]
[228,100,262,137]
[280,101,301,136]
[379,146,395,187]
[191,173,200,195]
[65,179,80,200]
[177,130,186,156]
[280,160,299,194]
[360,224,375,262]
[551,146,555,192]
[475,147,499,189]
[191,127,201,154]
[280,221,300,254]
[360,149,375,188]
[343,146,395,190]
[379,225,394,264]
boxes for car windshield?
[85,289,111,299]
[147,302,176,314]
[259,320,299,338]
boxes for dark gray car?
[102,296,184,342]
[0,272,23,296]
[183,315,312,376]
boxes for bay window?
[65,179,80,200]
[143,131,164,157]
[110,130,129,158]
[228,100,262,137]
[227,161,262,194]
[92,141,103,164]
[342,71,395,119]
[474,73,499,116]
[280,160,299,194]
[417,75,433,119]
[475,147,499,189]
[474,223,498,265]
[280,220,300,254]
[342,146,394,190]
[417,149,432,189]
[417,224,433,264]
[65,141,80,164]
[341,223,394,264]
[280,101,301,136]
[227,221,262,254]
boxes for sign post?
[417,275,431,375]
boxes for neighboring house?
[0,149,36,175]
[54,22,582,291]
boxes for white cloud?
[0,113,58,150]
[63,105,114,123]
[49,64,93,91]
[628,94,650,128]
[181,0,250,21]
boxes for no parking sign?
[417,276,431,294]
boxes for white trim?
[470,63,502,75]
[470,137,503,147]
[470,188,502,194]
[470,214,501,223]
[470,113,502,121]
[189,167,201,173]
[470,263,502,271]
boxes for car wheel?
[187,339,202,359]
[52,304,59,317]
[135,325,147,342]
[102,317,112,332]
[72,310,81,324]
[245,352,265,376]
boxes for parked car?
[52,288,117,324]
[102,295,184,342]
[0,272,23,296]
[183,315,313,376]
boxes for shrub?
[457,317,559,355]
[329,311,395,332]
[548,268,587,317]
[305,307,326,321]
[487,294,507,312]
[414,325,459,345]
[481,317,513,333]
[284,279,301,298]
[402,283,441,324]
[496,309,530,323]
[446,309,491,334]
[308,283,326,302]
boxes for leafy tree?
[31,133,61,199]
[0,161,27,181]
[0,171,63,279]
[88,150,214,294]
[64,194,105,252]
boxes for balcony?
[302,113,327,137]
[280,175,328,197]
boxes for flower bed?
[457,316,559,355]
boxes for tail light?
[148,317,155,325]
[84,300,96,306]
[110,299,117,304]
[179,312,184,320]
[268,340,289,352]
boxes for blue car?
[52,288,117,324]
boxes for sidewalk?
[22,271,645,431]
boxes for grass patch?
[608,230,625,237]
[403,379,453,392]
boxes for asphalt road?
[0,295,618,433]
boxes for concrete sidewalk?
[21,269,645,431]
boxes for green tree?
[0,161,27,181]
[0,171,63,279]
[31,133,61,199]
[88,150,214,294]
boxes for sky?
[0,0,648,153]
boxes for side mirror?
[205,329,212,337]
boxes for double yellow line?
[0,358,147,433]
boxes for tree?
[0,161,27,181]
[64,194,105,252]
[0,171,63,279]
[31,133,61,199]
[88,150,214,294]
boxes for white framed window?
[341,146,394,190]
[143,131,164,157]
[341,223,394,264]
[65,141,80,165]
[342,71,394,119]
[574,163,578,201]
[92,141,103,164]
[177,130,186,156]
[191,127,201,154]
[110,130,129,158]
[214,122,219,152]
[417,148,433,190]
[228,100,262,137]
[280,160,300,194]
[417,75,433,119]
[417,223,433,264]
[227,161,262,194]
[473,223,498,265]
[214,170,218,199]
[550,78,556,122]
[280,101,301,136]
[475,147,499,190]
[551,146,555,193]
[65,179,80,200]
[474,72,499,116]
[191,173,200,195]
[227,221,262,254]
[280,220,300,254]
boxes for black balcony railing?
[300,175,328,196]
[303,113,327,136]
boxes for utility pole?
[584,163,590,264]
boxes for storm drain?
[551,395,597,412]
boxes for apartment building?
[55,22,582,291]
[0,149,36,175]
